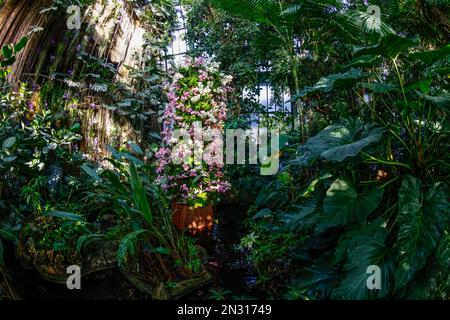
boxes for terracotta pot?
[171,202,213,233]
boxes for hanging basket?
[171,202,213,233]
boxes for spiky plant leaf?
[117,229,147,266]
[130,163,153,225]
[81,165,102,182]
[43,210,86,222]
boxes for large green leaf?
[293,253,340,299]
[343,55,382,69]
[321,127,384,162]
[280,196,321,232]
[416,92,450,110]
[360,82,399,94]
[395,260,441,300]
[334,218,388,263]
[354,34,418,60]
[331,237,394,300]
[294,68,363,99]
[317,179,383,232]
[395,176,449,290]
[130,163,153,225]
[409,44,450,65]
[292,122,384,165]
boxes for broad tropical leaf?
[354,34,418,60]
[317,179,383,232]
[334,218,388,263]
[416,92,450,110]
[360,82,399,93]
[292,122,385,165]
[280,196,321,231]
[409,44,450,65]
[294,68,363,99]
[293,254,340,299]
[331,237,394,300]
[395,176,449,290]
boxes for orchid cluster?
[156,57,233,208]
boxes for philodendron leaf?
[360,82,398,93]
[292,122,384,165]
[294,68,363,99]
[395,176,450,290]
[321,126,384,162]
[353,34,418,60]
[343,55,381,69]
[416,91,450,110]
[331,237,394,300]
[334,218,388,263]
[316,179,383,233]
[409,44,450,65]
[280,196,321,231]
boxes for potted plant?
[156,56,232,233]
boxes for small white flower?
[191,95,201,103]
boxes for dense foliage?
[0,0,449,301]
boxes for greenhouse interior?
[0,0,449,303]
